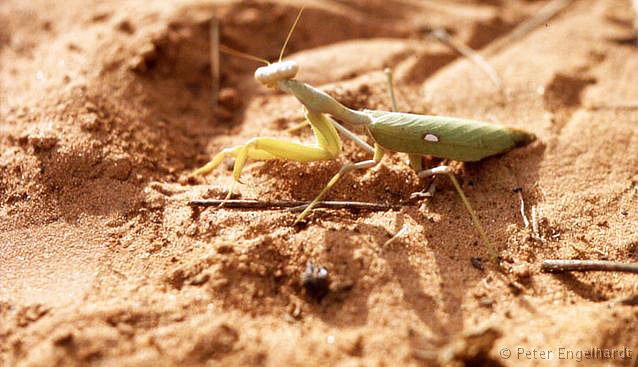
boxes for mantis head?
[254,7,303,88]
[218,8,303,89]
[254,61,299,88]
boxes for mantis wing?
[365,110,535,162]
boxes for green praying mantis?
[194,10,536,259]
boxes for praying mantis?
[194,9,537,259]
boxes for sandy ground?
[1,0,637,366]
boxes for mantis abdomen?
[365,110,536,162]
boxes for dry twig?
[431,28,502,91]
[484,0,575,56]
[513,188,530,228]
[384,224,409,246]
[209,17,220,110]
[189,199,399,211]
[541,260,638,274]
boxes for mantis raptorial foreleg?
[285,111,375,154]
[194,109,343,200]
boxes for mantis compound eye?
[254,60,299,87]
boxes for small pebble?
[470,257,484,271]
[301,261,330,301]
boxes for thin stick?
[531,206,544,242]
[587,102,638,111]
[431,28,502,90]
[484,0,574,56]
[279,7,305,62]
[514,188,530,228]
[189,199,398,211]
[384,224,409,246]
[542,260,638,274]
[210,17,220,110]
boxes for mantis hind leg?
[418,166,498,265]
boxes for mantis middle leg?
[294,143,385,223]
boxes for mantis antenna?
[214,6,305,66]
[278,7,305,62]
[218,44,270,65]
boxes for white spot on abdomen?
[424,133,439,142]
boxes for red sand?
[1,0,637,365]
